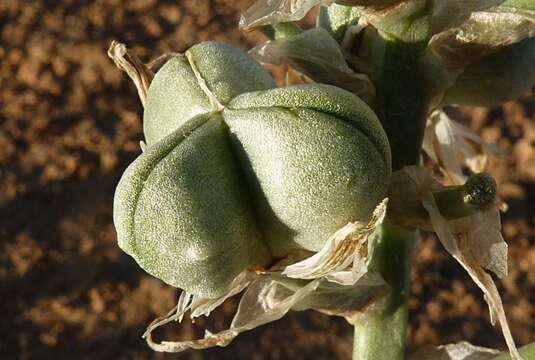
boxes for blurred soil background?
[0,1,534,359]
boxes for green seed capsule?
[443,37,535,107]
[143,41,277,145]
[224,85,391,256]
[114,44,391,298]
[114,114,272,298]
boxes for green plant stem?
[353,34,430,360]
[353,221,416,360]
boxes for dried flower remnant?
[109,41,393,353]
[282,199,387,283]
[240,0,335,32]
[403,166,520,360]
[250,27,375,102]
[422,110,500,185]
[108,42,154,107]
[142,200,389,352]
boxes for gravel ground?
[1,1,534,359]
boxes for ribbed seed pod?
[224,85,391,256]
[443,37,535,107]
[114,114,272,298]
[114,43,391,298]
[143,41,277,145]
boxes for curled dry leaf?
[403,166,520,360]
[142,201,389,353]
[429,4,535,68]
[250,27,375,102]
[422,110,500,185]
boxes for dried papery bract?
[143,199,389,352]
[403,166,520,360]
[282,199,387,282]
[240,0,335,32]
[422,110,500,185]
[240,0,416,32]
[250,27,375,102]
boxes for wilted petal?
[422,110,499,185]
[143,271,255,352]
[282,199,388,281]
[450,209,508,278]
[404,166,519,360]
[142,205,392,354]
[240,0,334,32]
[409,341,500,360]
[292,272,388,324]
[250,27,375,101]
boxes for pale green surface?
[317,4,360,42]
[352,221,415,360]
[114,114,271,298]
[444,37,535,107]
[227,84,391,169]
[225,85,391,255]
[143,41,276,145]
[116,52,391,297]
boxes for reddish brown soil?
[1,1,534,359]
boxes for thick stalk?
[353,33,429,360]
[353,221,416,360]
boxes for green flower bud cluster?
[113,42,391,298]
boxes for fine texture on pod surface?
[114,113,272,298]
[143,41,276,145]
[443,37,535,107]
[224,85,392,256]
[115,77,391,296]
[317,4,361,43]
